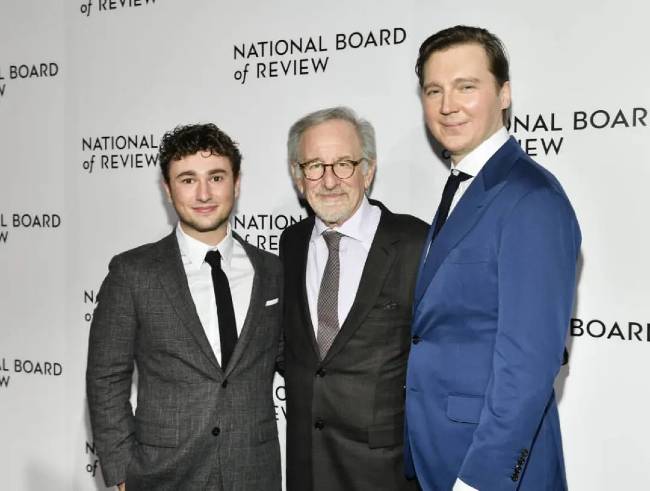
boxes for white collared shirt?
[448,127,510,215]
[306,196,381,333]
[175,224,254,365]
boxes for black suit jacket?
[280,200,427,491]
[86,231,282,490]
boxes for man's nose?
[196,179,210,201]
[322,165,339,189]
[440,91,457,114]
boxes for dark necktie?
[317,230,343,359]
[432,169,472,240]
[205,250,237,369]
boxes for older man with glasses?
[279,106,427,491]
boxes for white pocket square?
[265,298,279,306]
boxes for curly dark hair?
[158,123,242,183]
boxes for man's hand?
[117,482,125,491]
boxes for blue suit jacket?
[404,137,581,491]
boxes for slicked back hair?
[416,25,511,125]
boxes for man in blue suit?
[404,26,581,491]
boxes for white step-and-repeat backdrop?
[1,1,648,489]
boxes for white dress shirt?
[175,224,254,366]
[306,196,381,334]
[447,129,509,491]
[449,127,510,215]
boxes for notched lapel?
[223,234,267,377]
[153,234,221,374]
[414,138,521,307]
[322,211,398,363]
[294,219,321,359]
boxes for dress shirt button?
[316,368,326,377]
[314,418,325,430]
[211,426,221,436]
[412,335,421,345]
[221,379,228,388]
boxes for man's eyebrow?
[422,77,481,90]
[422,81,441,91]
[175,170,196,178]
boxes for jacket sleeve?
[458,187,581,490]
[86,255,137,487]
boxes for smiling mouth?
[193,205,217,214]
[318,193,346,200]
[442,121,467,128]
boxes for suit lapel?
[153,233,221,373]
[414,137,522,307]
[294,218,321,358]
[322,205,397,363]
[223,232,265,377]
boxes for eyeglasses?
[297,158,367,181]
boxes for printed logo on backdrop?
[83,289,99,325]
[570,317,650,342]
[274,384,286,422]
[232,213,306,252]
[84,441,102,480]
[80,134,158,174]
[508,107,647,157]
[0,357,63,389]
[79,0,156,17]
[0,213,61,245]
[0,62,60,100]
[232,27,407,85]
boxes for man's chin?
[180,218,227,234]
[312,207,350,227]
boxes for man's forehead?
[301,120,361,149]
[170,152,232,172]
[424,43,490,72]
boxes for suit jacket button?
[412,335,421,345]
[316,368,326,377]
[221,379,228,388]
[314,419,325,430]
[211,426,221,436]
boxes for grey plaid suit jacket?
[86,231,282,491]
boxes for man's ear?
[163,179,172,203]
[364,159,377,190]
[499,80,512,111]
[234,173,241,200]
[290,164,305,195]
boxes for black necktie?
[432,169,472,240]
[205,250,237,369]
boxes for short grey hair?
[287,106,377,168]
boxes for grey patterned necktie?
[317,230,343,359]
